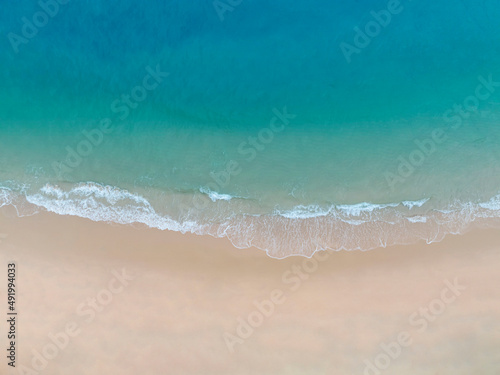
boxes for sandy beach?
[1,206,499,375]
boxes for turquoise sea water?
[1,0,500,257]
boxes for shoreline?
[2,184,500,258]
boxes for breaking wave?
[1,181,500,258]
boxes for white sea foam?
[276,205,333,219]
[276,198,430,219]
[3,182,500,259]
[402,198,430,209]
[199,187,234,202]
[0,187,14,207]
[25,183,206,234]
[336,202,399,216]
[407,216,427,223]
[478,194,500,211]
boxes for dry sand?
[0,206,499,374]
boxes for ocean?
[1,0,500,257]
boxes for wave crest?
[2,182,500,258]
